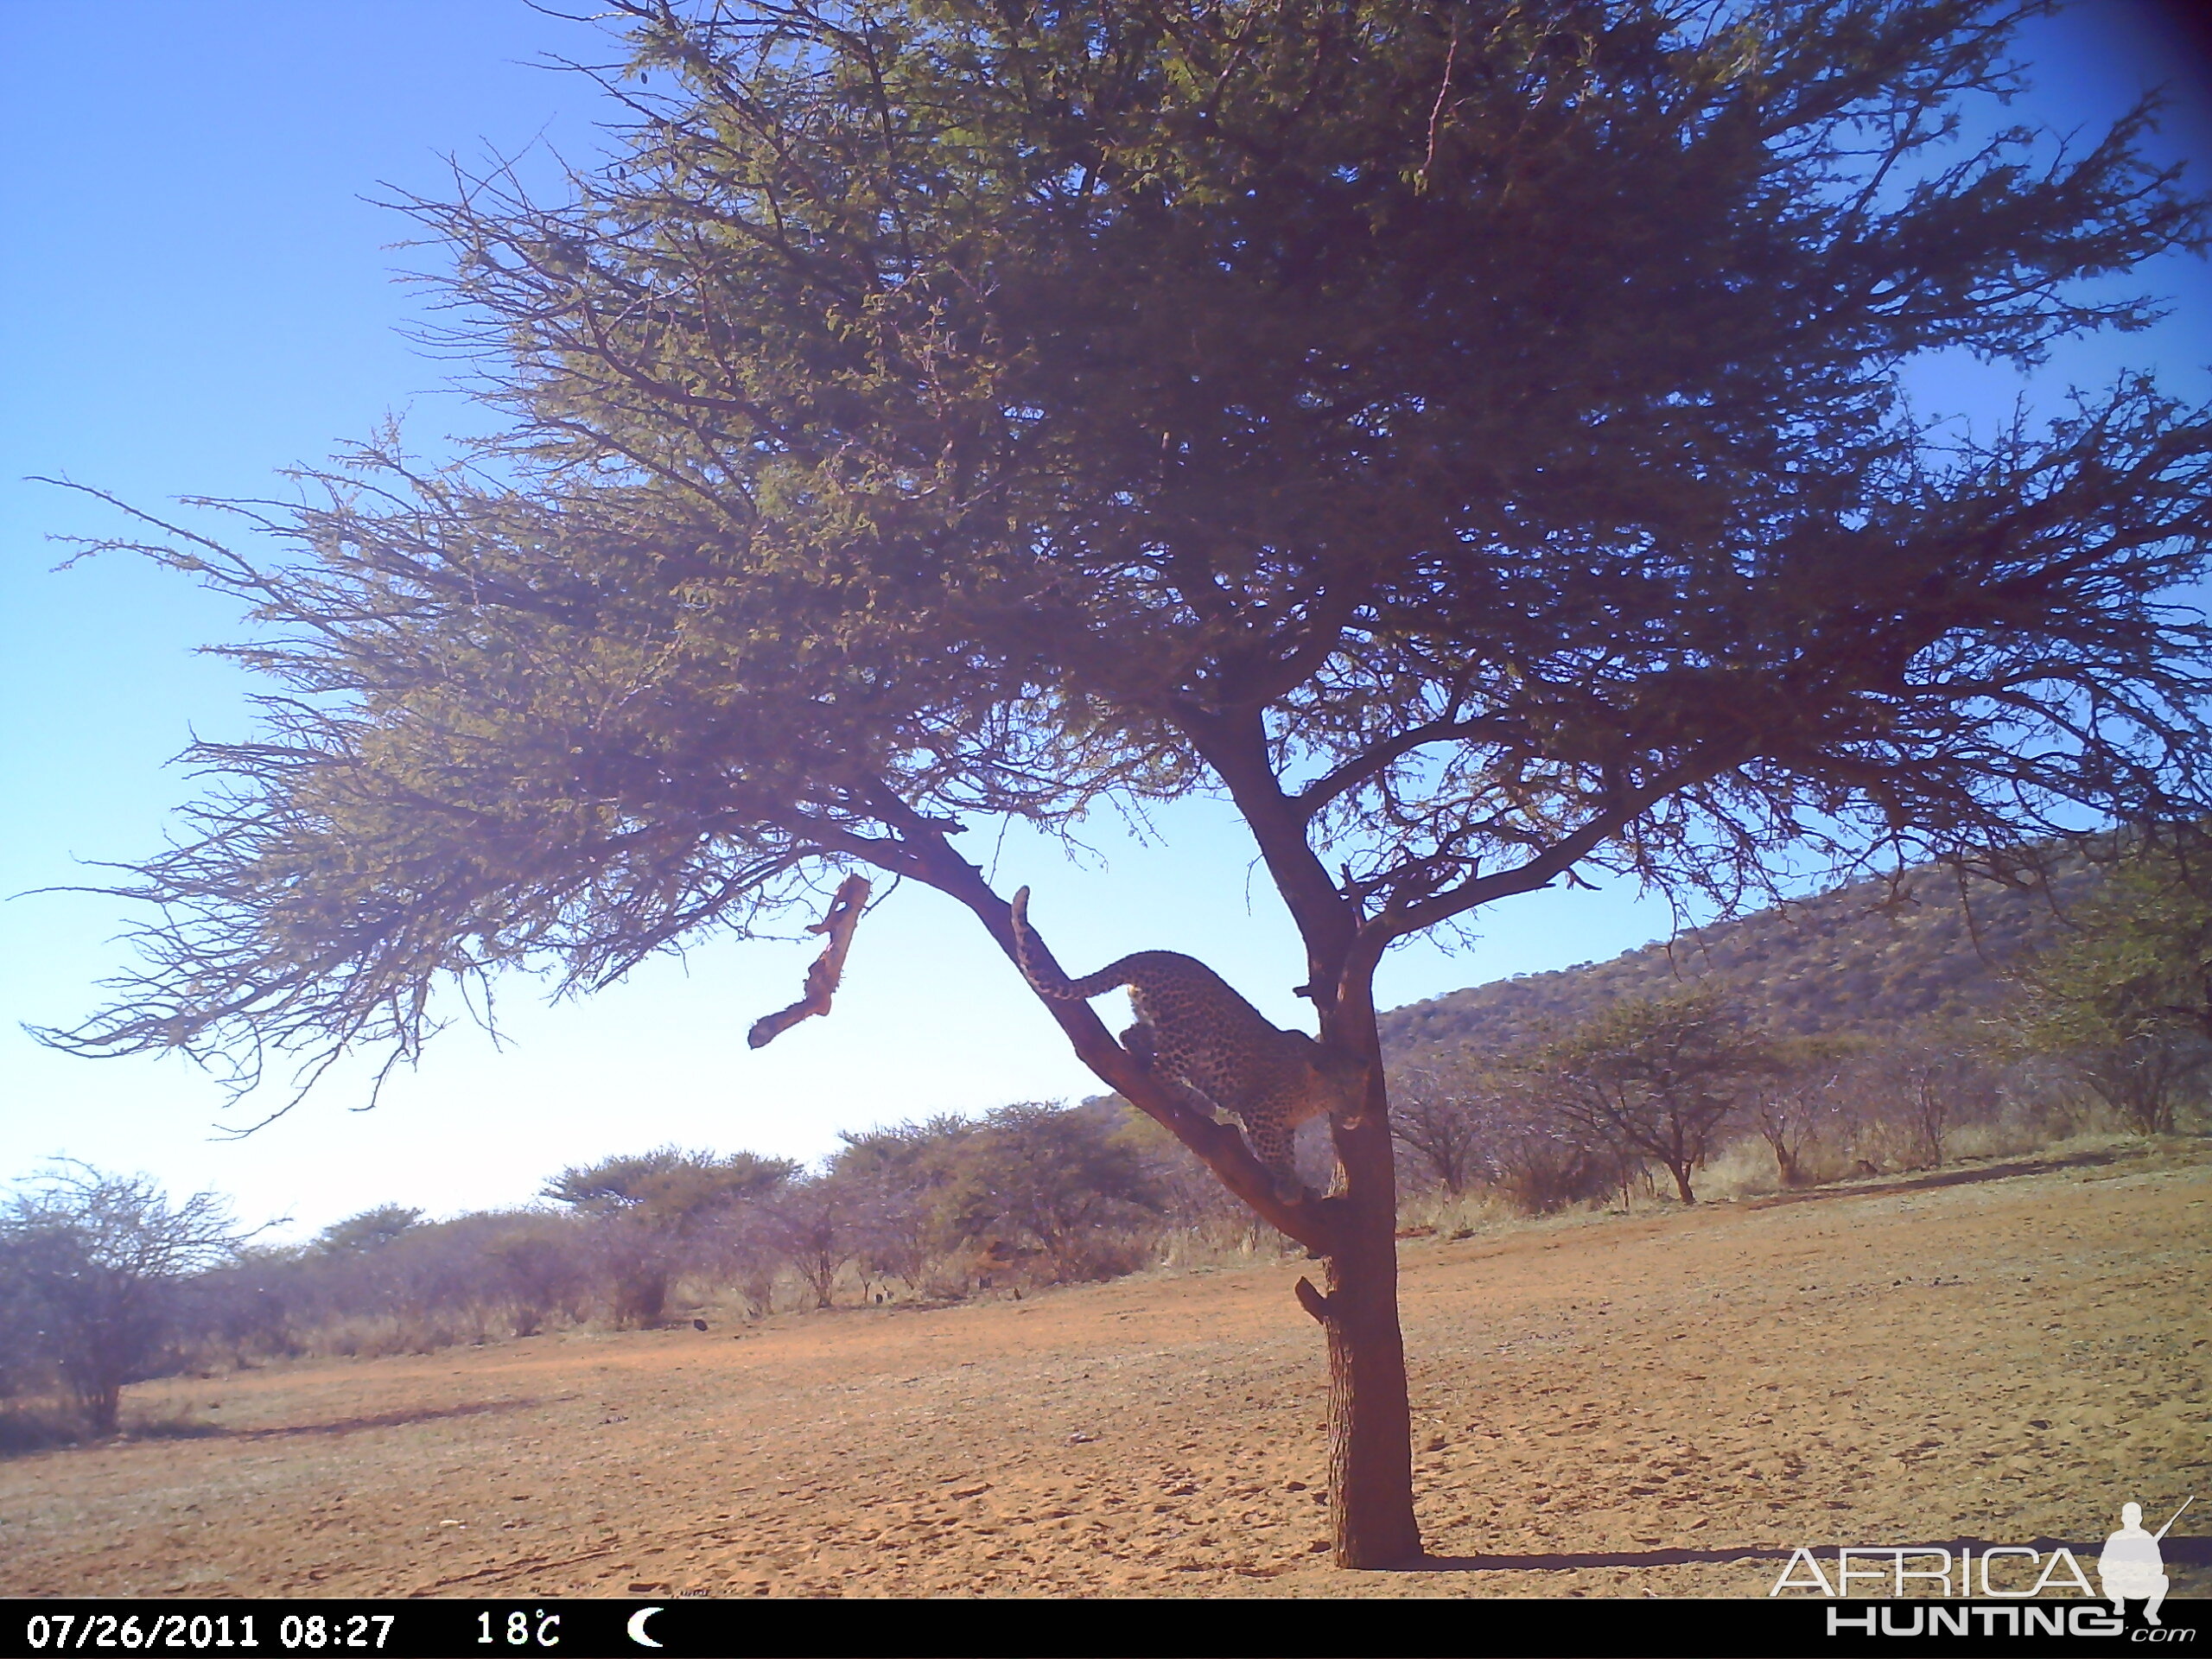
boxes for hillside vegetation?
[1382,858,2096,1065]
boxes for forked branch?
[875,828,1342,1255]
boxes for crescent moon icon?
[626,1606,664,1649]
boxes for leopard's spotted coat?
[1010,887,1364,1197]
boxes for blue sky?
[3,2,2209,1240]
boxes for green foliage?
[831,1115,982,1192]
[312,1205,423,1255]
[938,1100,1165,1263]
[831,1100,1168,1281]
[38,3,2212,1556]
[542,1146,798,1224]
[1538,985,1776,1203]
[46,0,2212,1107]
[2012,845,2212,1130]
[2018,848,2212,1046]
[541,1145,798,1325]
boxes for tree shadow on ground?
[194,1399,539,1442]
[1746,1148,2126,1211]
[3,1397,541,1458]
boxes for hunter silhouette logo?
[2101,1497,2190,1627]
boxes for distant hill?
[1379,857,2097,1067]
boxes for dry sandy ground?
[3,1141,2206,1599]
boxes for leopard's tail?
[1010,887,1140,1001]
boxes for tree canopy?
[312,1205,424,1255]
[542,1146,798,1219]
[52,0,2212,1103]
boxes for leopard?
[1009,887,1366,1200]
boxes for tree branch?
[836,796,1340,1255]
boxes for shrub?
[0,1166,247,1435]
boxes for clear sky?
[3,2,2209,1243]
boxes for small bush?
[0,1401,86,1458]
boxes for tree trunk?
[1305,996,1421,1568]
[1773,1138,1804,1188]
[1669,1161,1697,1205]
[80,1379,121,1438]
[1759,1125,1801,1187]
[937,856,1420,1567]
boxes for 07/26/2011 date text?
[22,1615,396,1652]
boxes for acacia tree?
[939,1099,1166,1270]
[828,1114,975,1291]
[1388,1056,1490,1195]
[0,1166,249,1435]
[1745,1033,1863,1186]
[313,1205,424,1255]
[45,0,2212,1563]
[1878,1023,2002,1166]
[543,1146,796,1323]
[1541,987,1774,1203]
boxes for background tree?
[940,1100,1166,1278]
[541,1147,797,1215]
[0,1228,68,1418]
[43,0,2212,1563]
[1101,1105,1273,1255]
[2013,843,2212,1132]
[1387,1057,1490,1196]
[0,1166,250,1435]
[1745,1034,1863,1186]
[1876,1024,2004,1166]
[1541,988,1775,1204]
[313,1205,423,1256]
[484,1219,594,1338]
[749,1173,874,1309]
[544,1146,796,1324]
[829,1114,979,1295]
[1446,1059,1642,1213]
